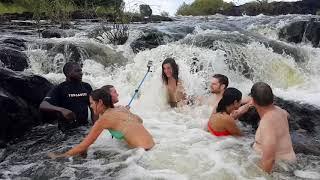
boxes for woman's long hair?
[90,89,114,109]
[216,87,242,113]
[162,58,179,85]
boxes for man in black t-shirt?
[40,62,93,130]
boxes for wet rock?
[3,38,27,50]
[279,18,320,47]
[130,26,193,54]
[0,68,53,106]
[291,132,320,156]
[129,14,173,23]
[0,68,53,143]
[0,47,28,71]
[42,28,66,38]
[0,88,40,143]
[279,21,307,44]
[130,30,174,53]
[44,41,127,73]
[0,140,6,149]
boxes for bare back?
[254,106,296,161]
[101,107,154,149]
[208,113,241,136]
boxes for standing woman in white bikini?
[162,58,186,108]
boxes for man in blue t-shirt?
[40,62,93,131]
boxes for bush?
[176,0,226,16]
[94,23,129,45]
[0,2,26,14]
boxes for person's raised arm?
[230,102,252,120]
[258,121,277,173]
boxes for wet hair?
[90,89,114,109]
[162,58,179,85]
[100,85,114,93]
[250,82,274,106]
[216,87,242,113]
[213,74,229,89]
[63,62,79,76]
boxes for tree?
[176,2,192,15]
[176,0,225,16]
[139,4,152,17]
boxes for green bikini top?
[107,106,135,140]
[108,129,124,140]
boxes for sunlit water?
[1,14,320,179]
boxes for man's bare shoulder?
[275,106,289,116]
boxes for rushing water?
[1,14,320,179]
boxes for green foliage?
[176,0,226,16]
[317,9,320,15]
[42,0,75,28]
[0,0,125,17]
[139,4,152,17]
[0,2,26,14]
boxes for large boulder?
[0,68,53,106]
[42,28,66,38]
[279,18,320,47]
[139,4,152,17]
[0,68,53,145]
[239,97,320,155]
[3,38,27,51]
[130,30,173,53]
[0,89,40,144]
[0,47,28,71]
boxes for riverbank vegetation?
[176,0,320,16]
[0,0,125,25]
[176,0,233,16]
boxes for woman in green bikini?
[48,89,154,158]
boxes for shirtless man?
[251,82,296,173]
[162,58,186,107]
[205,74,251,119]
[207,74,229,109]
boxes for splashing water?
[1,14,320,179]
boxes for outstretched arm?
[49,119,105,158]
